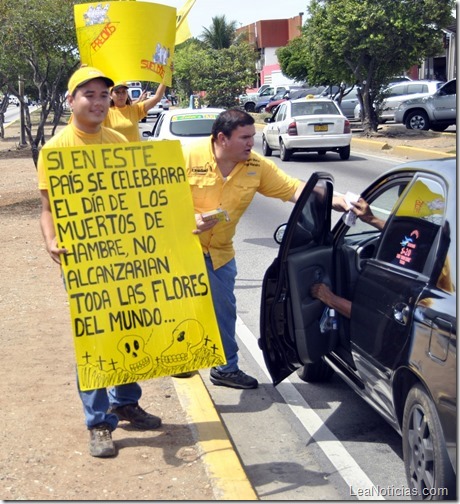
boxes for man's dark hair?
[211,108,255,139]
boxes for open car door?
[259,172,335,385]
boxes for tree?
[278,0,455,133]
[0,0,84,164]
[173,40,256,108]
[200,15,240,49]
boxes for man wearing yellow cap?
[37,66,162,459]
[104,80,167,142]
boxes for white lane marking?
[236,315,384,500]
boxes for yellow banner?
[74,1,176,85]
[42,140,225,391]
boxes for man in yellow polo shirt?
[38,66,162,458]
[183,108,306,389]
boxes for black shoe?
[210,368,258,389]
[172,371,196,378]
[109,403,162,430]
[89,423,116,458]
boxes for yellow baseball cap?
[68,66,114,95]
[111,81,129,91]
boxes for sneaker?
[89,423,116,458]
[109,403,162,430]
[210,368,258,389]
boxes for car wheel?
[317,150,326,156]
[402,384,456,499]
[297,360,334,383]
[405,110,430,130]
[279,140,292,161]
[262,135,272,156]
[140,117,147,123]
[339,145,351,160]
[244,102,255,113]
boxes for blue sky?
[156,0,309,38]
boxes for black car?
[259,158,456,499]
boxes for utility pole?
[18,75,27,146]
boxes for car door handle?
[393,302,410,325]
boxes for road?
[141,118,416,500]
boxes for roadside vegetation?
[0,0,455,161]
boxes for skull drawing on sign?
[118,335,153,375]
[161,319,205,367]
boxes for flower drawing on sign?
[83,3,110,26]
[153,43,170,66]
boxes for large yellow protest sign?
[74,1,175,85]
[42,141,226,391]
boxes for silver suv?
[394,78,456,131]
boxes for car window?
[388,84,408,96]
[376,176,445,275]
[291,101,340,116]
[152,114,165,138]
[169,115,218,137]
[345,184,405,237]
[274,103,287,122]
[439,80,456,95]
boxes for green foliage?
[278,0,455,131]
[174,41,256,108]
[200,15,240,49]
[0,0,86,160]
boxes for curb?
[351,137,455,160]
[172,373,258,501]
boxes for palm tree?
[200,15,239,49]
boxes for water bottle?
[320,307,338,333]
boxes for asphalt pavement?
[167,132,455,500]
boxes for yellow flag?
[175,0,195,45]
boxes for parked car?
[354,80,444,123]
[394,79,456,131]
[146,95,171,119]
[388,75,413,86]
[262,97,352,161]
[336,87,360,119]
[265,88,326,114]
[259,158,456,499]
[142,107,225,146]
[255,90,287,113]
[240,85,304,112]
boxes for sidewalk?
[0,118,454,501]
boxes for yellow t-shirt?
[103,103,146,142]
[184,136,300,269]
[37,123,128,189]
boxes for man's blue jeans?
[78,380,142,430]
[205,255,239,372]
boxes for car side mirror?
[274,224,287,244]
[264,117,273,123]
[142,131,152,137]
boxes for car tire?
[262,135,272,156]
[339,145,351,160]
[244,102,256,113]
[140,117,147,123]
[279,140,292,161]
[317,150,326,156]
[402,384,456,500]
[297,360,334,383]
[405,110,430,130]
